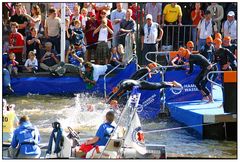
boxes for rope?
[143,123,218,134]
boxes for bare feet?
[172,81,183,89]
[206,95,214,103]
[201,96,209,101]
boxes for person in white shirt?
[94,18,113,64]
[24,51,38,73]
[80,62,118,89]
[197,10,217,50]
[222,11,237,44]
[110,3,126,47]
[140,14,163,65]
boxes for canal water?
[4,93,237,159]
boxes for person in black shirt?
[184,49,215,103]
[213,38,237,71]
[222,36,237,59]
[26,27,42,61]
[130,63,158,80]
[9,3,28,36]
[108,79,182,102]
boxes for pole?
[60,3,66,62]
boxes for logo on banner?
[171,87,183,95]
[132,126,145,146]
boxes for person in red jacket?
[8,22,24,65]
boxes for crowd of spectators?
[2,2,237,77]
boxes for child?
[24,51,38,74]
[80,8,88,30]
[117,44,125,65]
[7,53,19,76]
[109,46,122,66]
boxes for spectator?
[110,3,126,47]
[222,36,237,58]
[221,11,237,44]
[145,3,162,24]
[117,44,126,65]
[80,8,88,30]
[3,99,18,142]
[8,22,25,65]
[26,27,42,61]
[162,3,182,49]
[141,14,163,65]
[40,42,59,72]
[213,38,237,71]
[109,46,122,66]
[118,9,136,48]
[65,18,74,53]
[83,3,96,16]
[9,3,28,37]
[95,3,112,20]
[23,5,42,32]
[207,3,224,32]
[9,115,41,159]
[94,18,113,65]
[70,4,82,29]
[7,52,19,76]
[24,51,38,74]
[191,3,204,50]
[84,13,98,62]
[129,3,144,23]
[45,8,61,54]
[197,10,217,51]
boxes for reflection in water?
[4,94,237,158]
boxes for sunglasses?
[189,47,194,48]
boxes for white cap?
[227,11,235,17]
[146,14,152,20]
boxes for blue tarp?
[8,62,137,95]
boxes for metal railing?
[104,54,138,98]
[145,52,185,113]
[207,71,224,89]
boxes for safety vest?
[3,111,16,133]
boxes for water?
[4,94,237,159]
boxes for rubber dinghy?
[44,86,166,159]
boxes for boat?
[3,87,166,159]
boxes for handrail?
[103,55,138,98]
[207,71,224,89]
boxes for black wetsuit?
[188,54,213,96]
[130,68,149,80]
[214,47,237,71]
[108,79,172,101]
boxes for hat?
[147,62,157,70]
[227,11,235,17]
[204,10,211,15]
[215,33,222,40]
[206,36,213,43]
[223,36,231,41]
[146,14,152,20]
[186,41,194,48]
[213,38,222,45]
[45,42,52,47]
